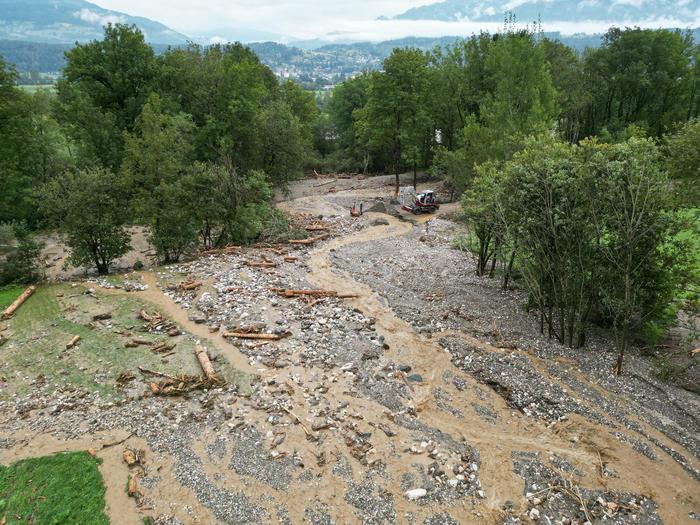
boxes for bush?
[258,209,309,244]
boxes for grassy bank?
[0,451,109,524]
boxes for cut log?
[66,335,81,349]
[2,286,37,320]
[245,261,277,268]
[223,332,283,341]
[195,344,218,381]
[288,233,329,245]
[283,256,297,262]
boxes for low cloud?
[91,0,700,42]
[73,8,127,27]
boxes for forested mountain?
[389,0,699,23]
[0,0,188,44]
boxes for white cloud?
[73,8,127,26]
[612,0,645,6]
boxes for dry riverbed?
[0,176,698,524]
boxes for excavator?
[398,186,439,214]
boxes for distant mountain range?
[0,0,189,45]
[1,0,698,88]
[388,0,699,23]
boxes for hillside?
[390,0,699,23]
[6,30,700,86]
[0,0,188,44]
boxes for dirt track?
[0,176,698,524]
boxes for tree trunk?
[395,171,400,198]
[503,248,517,290]
[488,238,500,278]
[413,162,417,191]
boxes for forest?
[1,23,698,374]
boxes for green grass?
[0,285,25,311]
[0,283,253,399]
[0,451,109,525]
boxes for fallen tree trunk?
[2,285,37,320]
[194,344,218,381]
[66,335,81,349]
[223,332,283,340]
[288,233,329,245]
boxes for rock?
[407,374,423,383]
[188,312,207,324]
[529,508,540,520]
[405,488,427,500]
[397,364,412,373]
[371,218,390,226]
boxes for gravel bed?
[333,220,700,480]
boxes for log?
[66,335,81,349]
[288,233,329,245]
[127,476,138,497]
[313,179,338,188]
[305,225,329,232]
[245,261,277,268]
[2,286,37,320]
[280,289,337,298]
[195,344,218,381]
[223,332,283,341]
[179,281,202,291]
[283,256,297,262]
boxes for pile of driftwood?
[139,310,179,336]
[178,275,202,291]
[137,344,221,396]
[1,285,36,320]
[269,288,358,300]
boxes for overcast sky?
[91,0,697,42]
